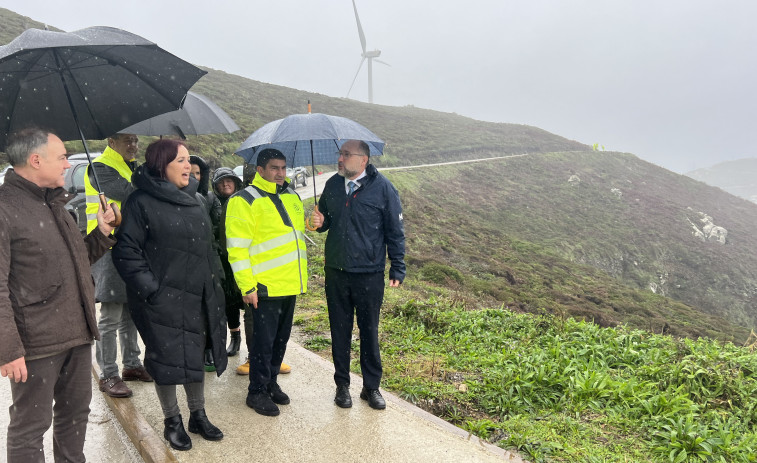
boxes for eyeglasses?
[337,150,366,159]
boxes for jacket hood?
[132,165,200,206]
[189,155,210,196]
[212,167,243,197]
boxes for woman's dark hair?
[144,139,186,178]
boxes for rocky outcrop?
[687,209,727,244]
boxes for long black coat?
[112,166,227,385]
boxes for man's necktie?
[348,181,357,195]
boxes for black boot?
[226,330,242,357]
[204,348,215,372]
[188,409,224,441]
[164,414,192,451]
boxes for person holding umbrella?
[86,133,153,398]
[309,139,406,410]
[112,139,227,450]
[225,149,307,416]
[0,128,116,462]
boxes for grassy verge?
[299,205,757,462]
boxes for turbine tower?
[347,0,389,104]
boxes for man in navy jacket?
[310,139,405,410]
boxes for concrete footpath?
[120,338,524,463]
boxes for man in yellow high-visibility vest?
[225,149,307,417]
[84,133,152,398]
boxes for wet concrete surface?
[127,337,522,462]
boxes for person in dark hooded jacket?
[191,155,224,372]
[113,139,227,451]
[211,167,246,360]
[190,155,221,224]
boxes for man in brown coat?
[0,128,116,463]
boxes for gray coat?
[89,161,136,303]
[92,250,127,302]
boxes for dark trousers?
[226,302,241,331]
[244,295,296,393]
[325,268,385,390]
[7,343,92,463]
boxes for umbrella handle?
[99,194,122,228]
[305,204,320,231]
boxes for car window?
[72,164,87,189]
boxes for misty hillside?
[687,158,757,203]
[389,151,757,337]
[2,9,756,339]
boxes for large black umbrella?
[0,26,206,219]
[118,91,240,138]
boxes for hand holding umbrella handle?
[306,205,323,231]
[99,193,122,228]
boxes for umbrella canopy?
[235,113,384,167]
[118,91,240,138]
[0,26,206,149]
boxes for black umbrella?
[118,91,240,138]
[0,26,206,222]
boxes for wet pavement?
[126,337,522,463]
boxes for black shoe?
[204,348,216,372]
[268,382,290,405]
[246,391,280,416]
[226,331,242,357]
[188,409,224,441]
[360,387,386,410]
[334,384,352,408]
[164,414,192,451]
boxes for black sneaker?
[246,391,280,416]
[360,387,386,410]
[334,384,352,408]
[268,382,290,405]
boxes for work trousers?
[244,295,296,393]
[7,343,92,463]
[154,375,206,418]
[325,268,385,390]
[95,301,142,379]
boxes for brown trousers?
[7,343,92,463]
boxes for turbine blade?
[346,57,366,98]
[352,0,367,53]
[374,58,391,67]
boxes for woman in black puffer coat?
[113,139,227,451]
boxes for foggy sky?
[4,0,756,173]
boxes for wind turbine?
[346,0,389,104]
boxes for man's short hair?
[357,140,370,157]
[6,128,51,167]
[256,148,286,168]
